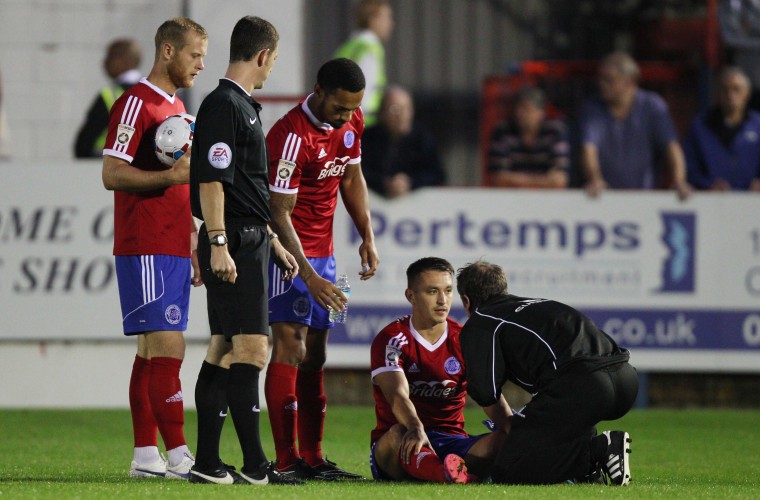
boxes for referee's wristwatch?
[209,233,228,246]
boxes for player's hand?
[271,238,299,281]
[399,427,430,465]
[305,273,347,312]
[358,240,379,281]
[170,146,192,184]
[210,245,237,284]
[751,178,760,192]
[190,249,203,287]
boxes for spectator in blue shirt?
[683,66,760,191]
[580,52,691,199]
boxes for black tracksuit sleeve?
[461,319,505,408]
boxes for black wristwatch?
[209,233,228,246]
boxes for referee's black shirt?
[190,78,271,224]
[460,294,630,407]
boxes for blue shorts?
[115,255,191,335]
[268,255,336,329]
[369,430,485,480]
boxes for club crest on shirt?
[208,142,232,169]
[343,130,355,148]
[117,123,135,146]
[444,357,461,375]
[277,159,296,180]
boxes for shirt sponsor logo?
[409,380,460,398]
[165,304,182,324]
[443,357,461,375]
[344,130,355,148]
[318,155,350,180]
[208,142,232,169]
[277,159,296,181]
[117,123,135,145]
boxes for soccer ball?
[154,113,195,166]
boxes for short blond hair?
[154,17,207,54]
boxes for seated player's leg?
[370,426,407,480]
[370,425,469,483]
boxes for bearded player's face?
[314,87,364,129]
[168,32,207,89]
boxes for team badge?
[277,159,296,180]
[208,142,232,169]
[293,297,310,317]
[444,357,461,375]
[343,130,355,148]
[116,123,135,145]
[385,345,402,365]
[165,304,182,325]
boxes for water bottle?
[329,274,351,323]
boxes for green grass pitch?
[1,407,758,498]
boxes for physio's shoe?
[311,457,365,480]
[129,455,167,479]
[442,453,469,484]
[277,458,334,481]
[239,461,304,485]
[600,430,632,486]
[166,451,195,480]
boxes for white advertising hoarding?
[1,163,759,371]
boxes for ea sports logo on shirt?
[208,142,232,169]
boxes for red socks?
[399,446,448,483]
[148,357,186,451]
[129,355,158,447]
[265,362,300,467]
[297,368,326,466]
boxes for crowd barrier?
[2,162,759,373]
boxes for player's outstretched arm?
[483,394,513,434]
[375,371,430,463]
[269,191,346,312]
[339,163,379,280]
[102,153,190,192]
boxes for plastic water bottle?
[329,274,351,323]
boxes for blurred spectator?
[580,52,691,199]
[74,38,142,158]
[0,68,9,160]
[719,0,760,111]
[683,66,760,191]
[334,0,394,127]
[486,87,569,188]
[361,85,446,199]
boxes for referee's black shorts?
[198,219,270,340]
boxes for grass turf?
[0,407,758,498]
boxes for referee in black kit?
[455,260,638,486]
[188,16,299,486]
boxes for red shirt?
[104,79,191,257]
[267,96,364,258]
[370,316,468,443]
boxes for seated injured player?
[368,257,510,483]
